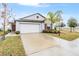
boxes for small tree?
[1,3,11,40]
[67,17,77,32]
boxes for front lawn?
[0,31,10,36]
[48,30,79,41]
[0,36,25,56]
[0,31,4,36]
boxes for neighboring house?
[15,13,46,33]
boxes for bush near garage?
[15,31,20,34]
[7,29,12,33]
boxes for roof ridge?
[19,13,46,20]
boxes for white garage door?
[20,23,41,33]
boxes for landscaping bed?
[42,29,60,34]
[0,36,25,56]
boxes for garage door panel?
[20,23,41,33]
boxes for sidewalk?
[5,32,19,37]
[0,32,19,41]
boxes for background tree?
[55,22,65,30]
[67,17,77,32]
[55,10,63,31]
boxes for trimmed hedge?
[7,29,12,33]
[42,29,60,34]
[42,30,52,33]
[15,31,20,34]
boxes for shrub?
[42,29,60,34]
[7,29,12,32]
[0,29,2,31]
[52,29,60,34]
[42,30,52,33]
[5,31,9,34]
[15,31,20,34]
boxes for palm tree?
[47,12,56,29]
[55,10,63,21]
[47,10,63,30]
[55,10,63,31]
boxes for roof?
[16,19,44,23]
[21,13,46,19]
[16,13,46,22]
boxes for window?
[36,16,39,19]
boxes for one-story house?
[14,13,48,33]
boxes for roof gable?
[18,13,46,22]
[23,13,45,19]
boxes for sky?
[0,3,79,27]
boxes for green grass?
[48,30,79,41]
[0,31,4,36]
[0,31,9,36]
[0,36,26,56]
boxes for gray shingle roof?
[16,13,46,22]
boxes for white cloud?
[0,0,79,3]
[17,3,51,7]
[0,0,51,7]
[17,3,40,6]
[16,0,39,6]
[18,3,39,6]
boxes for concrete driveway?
[20,33,57,55]
[21,33,79,56]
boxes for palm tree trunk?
[51,23,53,30]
